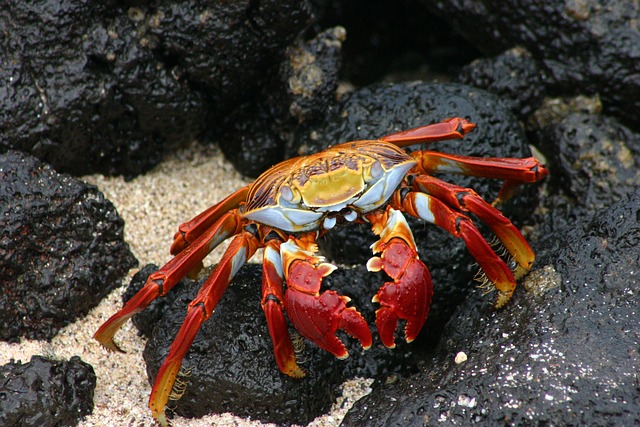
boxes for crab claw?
[366,208,433,348]
[280,236,372,358]
[367,238,433,348]
[284,285,372,358]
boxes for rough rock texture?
[0,0,315,177]
[529,102,640,239]
[219,26,346,178]
[0,151,137,341]
[422,0,640,130]
[318,0,481,85]
[142,264,343,425]
[341,189,640,426]
[0,356,96,427]
[536,112,640,211]
[456,47,547,119]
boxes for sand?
[0,143,372,427]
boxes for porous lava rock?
[342,188,640,426]
[143,264,342,425]
[0,150,137,341]
[0,355,96,427]
[422,0,640,130]
[0,0,315,177]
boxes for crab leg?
[411,151,549,204]
[411,175,535,279]
[391,191,517,308]
[365,208,433,348]
[281,234,372,359]
[94,210,243,352]
[171,185,250,255]
[149,230,260,426]
[380,117,476,146]
[261,239,305,378]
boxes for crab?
[94,117,548,425]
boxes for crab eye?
[281,185,294,202]
[370,161,382,179]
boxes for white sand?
[0,143,371,426]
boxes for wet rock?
[219,26,346,178]
[536,113,640,210]
[133,263,421,424]
[422,0,640,130]
[456,47,547,119]
[0,151,137,341]
[143,264,342,425]
[530,107,640,238]
[290,81,532,163]
[0,355,96,427]
[342,189,640,426]
[318,0,481,85]
[1,1,315,177]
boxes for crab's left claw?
[281,236,372,358]
[366,208,433,348]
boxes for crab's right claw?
[367,238,433,348]
[284,284,373,358]
[280,236,372,359]
[366,208,433,348]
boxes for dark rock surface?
[0,1,315,177]
[142,264,343,425]
[318,0,481,85]
[529,103,640,239]
[0,355,96,427]
[0,151,137,341]
[422,0,640,130]
[456,47,547,120]
[341,189,640,426]
[219,26,346,178]
[536,112,640,211]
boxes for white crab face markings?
[244,205,323,232]
[344,210,358,222]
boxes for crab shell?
[243,141,416,232]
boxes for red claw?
[368,238,433,348]
[280,236,372,358]
[284,288,372,358]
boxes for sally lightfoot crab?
[94,117,548,425]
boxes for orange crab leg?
[171,185,250,255]
[380,117,476,147]
[365,208,433,348]
[391,191,517,308]
[411,151,549,204]
[412,175,535,279]
[281,234,372,359]
[261,239,305,378]
[94,210,243,352]
[149,230,260,426]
